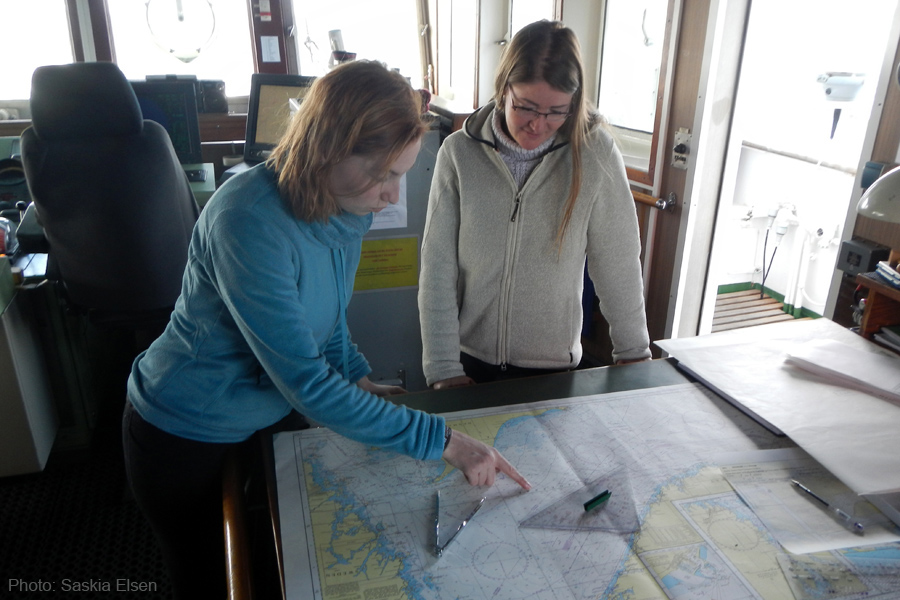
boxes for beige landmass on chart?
[608,466,794,599]
[304,467,411,600]
[303,409,552,600]
[436,409,558,480]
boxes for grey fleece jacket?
[418,103,651,386]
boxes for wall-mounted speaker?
[197,80,228,113]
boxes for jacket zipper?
[499,191,522,367]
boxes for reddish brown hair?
[270,61,428,221]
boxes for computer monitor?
[130,79,203,165]
[243,73,315,164]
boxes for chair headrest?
[30,62,144,141]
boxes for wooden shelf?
[198,112,247,143]
[856,268,900,337]
[0,120,30,138]
[857,271,900,303]
[1,114,248,144]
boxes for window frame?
[67,0,294,74]
[1,0,502,137]
[5,0,475,106]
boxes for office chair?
[20,62,201,444]
[20,61,199,331]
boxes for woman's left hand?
[357,376,407,397]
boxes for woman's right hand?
[442,428,531,490]
[433,375,476,390]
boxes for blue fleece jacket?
[127,163,445,460]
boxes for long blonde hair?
[493,21,600,249]
[270,61,428,221]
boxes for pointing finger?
[495,453,531,490]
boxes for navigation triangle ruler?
[519,468,640,533]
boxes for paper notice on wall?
[261,36,280,63]
[259,0,272,21]
[370,175,408,230]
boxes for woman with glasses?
[419,20,651,389]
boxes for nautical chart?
[273,382,900,600]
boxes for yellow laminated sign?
[353,237,418,291]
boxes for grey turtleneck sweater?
[490,109,555,189]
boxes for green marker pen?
[583,489,611,512]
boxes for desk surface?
[254,360,900,599]
[268,363,802,600]
[261,360,817,600]
[248,360,689,599]
[399,357,691,413]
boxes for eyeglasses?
[507,89,571,123]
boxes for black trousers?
[460,352,572,384]
[122,400,235,599]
